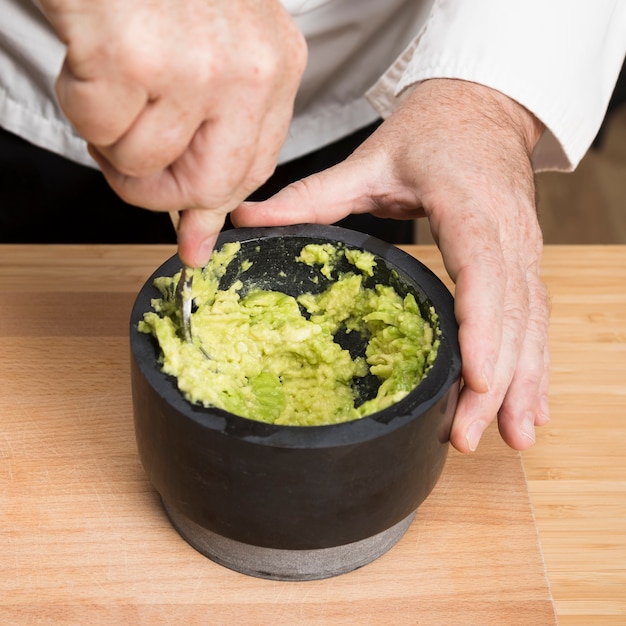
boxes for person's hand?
[232,78,551,453]
[40,0,307,266]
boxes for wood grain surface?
[2,243,623,625]
[524,245,626,626]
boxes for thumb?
[231,159,376,228]
[177,208,228,268]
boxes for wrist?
[412,78,545,158]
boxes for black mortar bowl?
[130,224,461,580]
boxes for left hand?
[232,78,551,454]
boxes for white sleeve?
[366,0,626,172]
[0,0,94,167]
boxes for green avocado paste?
[138,241,439,426]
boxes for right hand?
[40,0,307,266]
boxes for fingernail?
[521,411,536,444]
[466,420,487,452]
[196,235,218,267]
[482,357,495,392]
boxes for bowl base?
[162,499,415,581]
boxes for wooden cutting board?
[0,245,556,625]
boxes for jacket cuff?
[367,0,626,172]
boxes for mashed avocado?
[139,242,439,426]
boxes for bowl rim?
[130,224,461,449]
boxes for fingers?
[93,115,256,212]
[92,92,282,218]
[56,60,147,147]
[232,162,371,228]
[448,254,549,453]
[452,252,505,395]
[177,208,229,268]
[496,269,551,446]
[447,254,524,453]
[232,151,424,228]
[93,95,203,178]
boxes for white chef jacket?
[0,0,625,173]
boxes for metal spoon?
[175,264,194,343]
[169,211,194,343]
[176,265,214,361]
